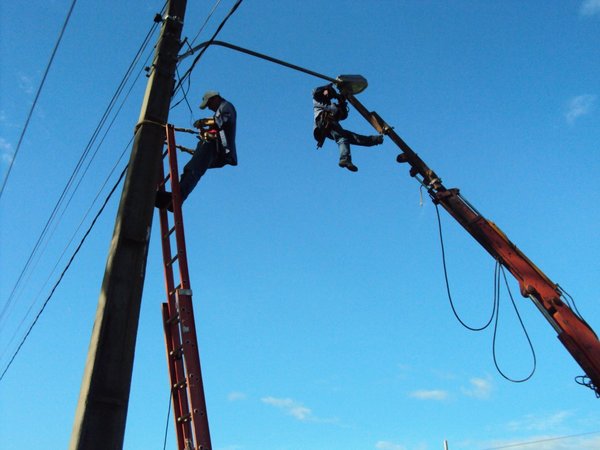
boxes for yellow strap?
[134,119,166,133]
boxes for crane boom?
[339,86,600,396]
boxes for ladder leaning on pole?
[156,124,211,450]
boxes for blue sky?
[1,1,599,449]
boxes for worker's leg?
[179,140,217,201]
[338,128,383,148]
[329,127,352,162]
[329,125,382,172]
[330,126,382,159]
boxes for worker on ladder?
[155,90,237,210]
[312,83,383,172]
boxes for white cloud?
[580,0,600,16]
[507,411,573,432]
[566,94,597,124]
[409,389,448,401]
[461,376,493,399]
[0,137,14,164]
[227,391,247,401]
[18,73,35,95]
[261,396,313,421]
[375,440,407,450]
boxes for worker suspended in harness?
[155,90,237,211]
[312,83,383,172]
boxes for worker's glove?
[193,118,216,129]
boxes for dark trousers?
[328,123,381,162]
[179,140,218,201]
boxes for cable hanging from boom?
[434,202,536,383]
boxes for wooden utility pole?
[69,1,187,449]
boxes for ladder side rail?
[158,149,194,449]
[166,125,191,289]
[165,125,213,449]
[161,304,187,450]
[174,291,212,450]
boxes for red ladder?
[157,124,211,450]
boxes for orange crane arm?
[340,89,600,396]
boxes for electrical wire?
[491,262,536,383]
[175,65,195,118]
[0,137,131,363]
[172,0,244,100]
[190,0,224,46]
[162,388,173,450]
[172,0,225,120]
[0,11,162,332]
[480,430,600,450]
[434,203,496,331]
[0,0,78,199]
[434,203,536,383]
[0,160,129,381]
[575,374,599,396]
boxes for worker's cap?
[199,90,220,109]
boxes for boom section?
[340,90,600,396]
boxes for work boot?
[155,191,173,212]
[339,159,358,172]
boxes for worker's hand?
[193,118,215,129]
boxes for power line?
[175,0,226,118]
[481,430,600,449]
[0,0,78,199]
[0,136,131,364]
[172,0,244,99]
[190,0,224,46]
[0,12,162,331]
[0,160,129,381]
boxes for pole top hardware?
[336,75,368,95]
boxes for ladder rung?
[167,254,179,267]
[166,312,180,325]
[158,173,171,189]
[161,225,176,240]
[169,284,182,297]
